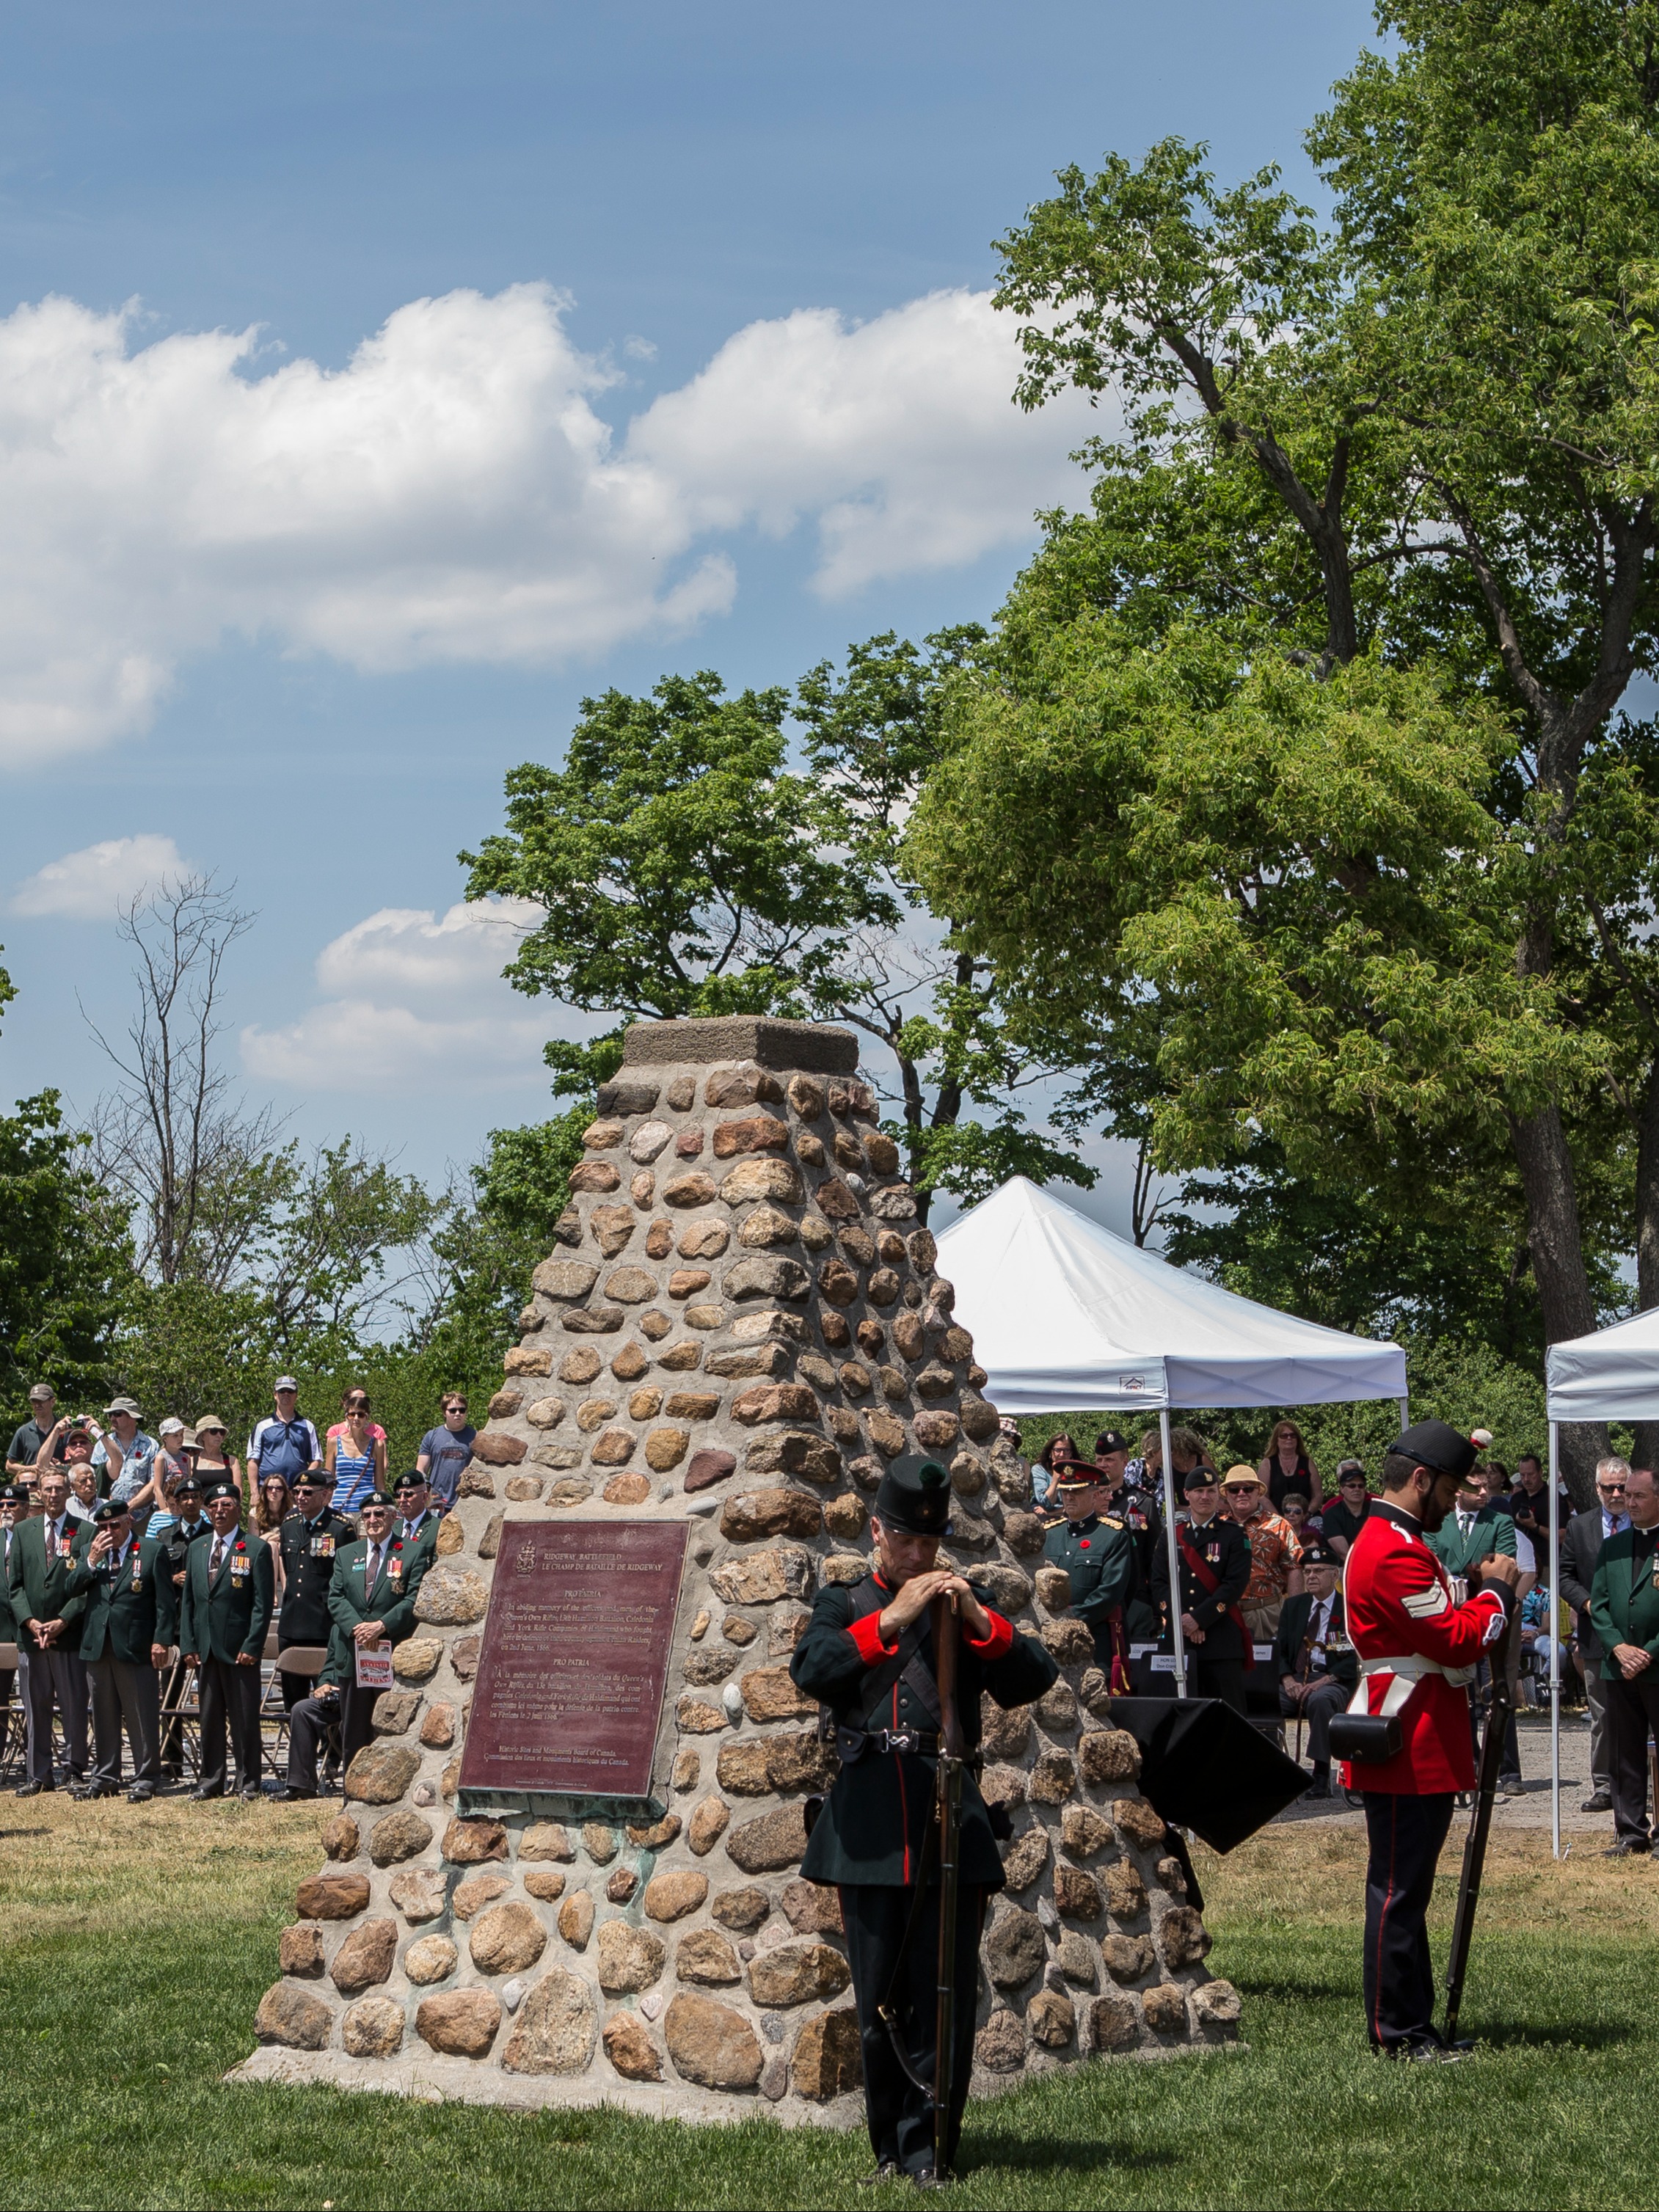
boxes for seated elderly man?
[1275,1540,1357,1796]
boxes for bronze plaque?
[459,1520,689,1803]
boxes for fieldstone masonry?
[236,1016,1237,2116]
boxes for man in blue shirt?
[415,1394,475,1510]
[247,1377,322,1491]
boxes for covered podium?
[937,1178,1409,1695]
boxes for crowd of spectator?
[0,1374,471,1804]
[1031,1417,1605,1808]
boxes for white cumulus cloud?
[0,283,1094,764]
[11,833,190,918]
[241,896,605,1094]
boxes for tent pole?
[1158,1407,1187,1698]
[1549,1420,1561,1861]
[1397,1393,1409,1432]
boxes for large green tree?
[911,0,1659,1486]
[464,655,1087,1223]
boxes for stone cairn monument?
[240,1017,1238,2114]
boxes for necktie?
[366,1544,381,1589]
[210,1535,225,1581]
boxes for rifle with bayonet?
[1443,1586,1519,2045]
[931,1591,966,2179]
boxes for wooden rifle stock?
[931,1594,966,2178]
[1443,1596,1518,2045]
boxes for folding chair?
[157,1648,201,1783]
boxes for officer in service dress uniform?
[179,1478,275,1800]
[274,1470,355,1709]
[1150,1464,1253,1710]
[790,1454,1057,2188]
[278,1489,430,1799]
[65,1497,176,1800]
[1274,1538,1356,1796]
[1341,1420,1517,2057]
[392,1470,441,1567]
[1041,1461,1137,1687]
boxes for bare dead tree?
[83,874,290,1287]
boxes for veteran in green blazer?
[66,1500,176,1799]
[1589,1466,1659,1853]
[279,1489,429,1799]
[179,1479,274,1800]
[7,1464,90,1791]
[1426,1472,1517,1584]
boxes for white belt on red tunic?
[1345,1651,1476,1718]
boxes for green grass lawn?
[0,1797,1652,2210]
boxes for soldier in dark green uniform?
[0,1484,25,1734]
[1042,1462,1137,1687]
[278,1489,430,1799]
[1589,1463,1659,1855]
[392,1470,441,1566]
[1151,1465,1253,1711]
[1274,1538,1357,1795]
[274,1471,355,1709]
[8,1464,89,1793]
[790,1455,1057,2187]
[65,1498,176,1800]
[179,1478,274,1800]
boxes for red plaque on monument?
[458,1520,690,1809]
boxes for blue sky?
[0,0,1376,1225]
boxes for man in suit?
[7,1465,89,1794]
[1429,1469,1522,1793]
[65,1498,175,1800]
[392,1470,441,1568]
[1276,1538,1357,1795]
[179,1478,274,1800]
[1589,1463,1659,1855]
[1151,1464,1253,1711]
[1558,1456,1629,1815]
[274,1471,355,1711]
[277,1489,429,1800]
[790,1454,1057,2186]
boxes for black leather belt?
[835,1724,984,1762]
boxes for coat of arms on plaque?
[513,1538,536,1576]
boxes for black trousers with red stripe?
[1361,1790,1454,2048]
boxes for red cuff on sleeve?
[847,1610,895,1665]
[964,1609,1013,1660]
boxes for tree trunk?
[1630,1051,1659,1471]
[1508,1103,1605,1504]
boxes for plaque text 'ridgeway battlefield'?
[458,1521,690,1801]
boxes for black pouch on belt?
[1328,1710,1404,1762]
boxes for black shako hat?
[873,1453,952,1538]
[1391,1419,1478,1483]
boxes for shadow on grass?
[966,2140,1179,2178]
[1466,2021,1638,2053]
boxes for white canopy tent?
[938,1178,1410,1695]
[1542,1310,1659,1857]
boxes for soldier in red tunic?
[1340,1420,1519,2059]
